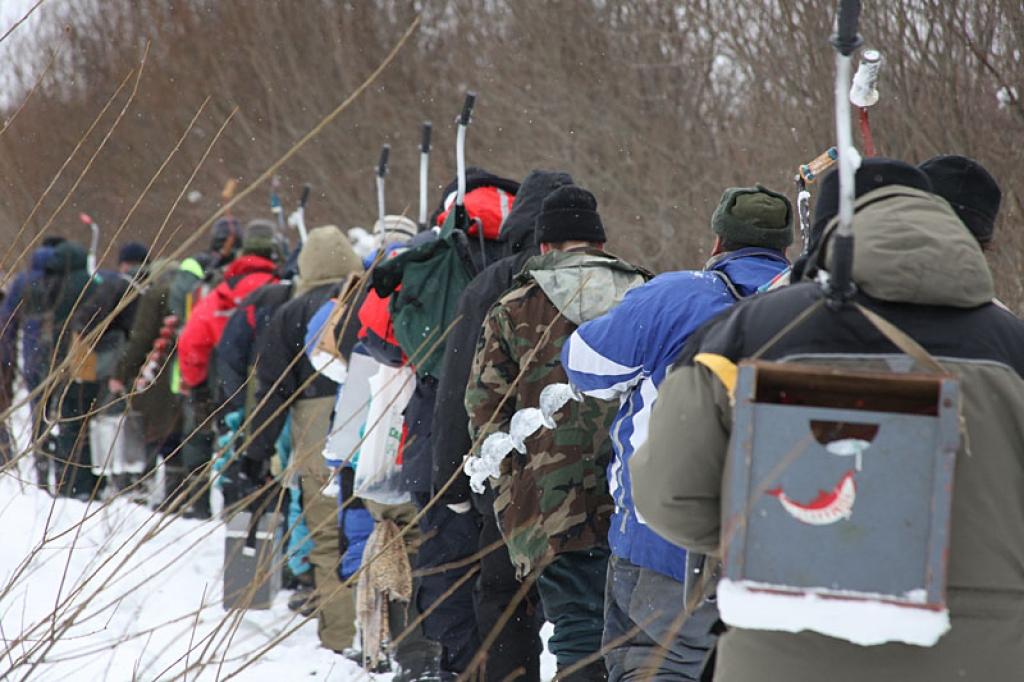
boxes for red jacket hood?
[223,254,278,280]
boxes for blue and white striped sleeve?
[562,294,648,401]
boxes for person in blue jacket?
[0,238,65,483]
[561,185,793,682]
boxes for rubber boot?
[389,596,443,682]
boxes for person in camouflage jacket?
[465,185,649,679]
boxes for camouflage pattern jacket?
[465,247,649,577]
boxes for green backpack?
[372,209,482,379]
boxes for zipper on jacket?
[611,389,641,534]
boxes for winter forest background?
[1,0,1022,305]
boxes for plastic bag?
[353,364,414,505]
[88,410,146,476]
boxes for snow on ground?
[0,472,363,681]
[0,390,557,681]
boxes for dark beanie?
[712,185,793,250]
[919,155,1001,244]
[810,157,933,247]
[535,185,606,244]
[118,241,148,264]
[210,216,242,252]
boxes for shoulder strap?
[853,303,946,374]
[751,298,947,375]
[709,269,750,301]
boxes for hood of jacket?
[223,253,277,281]
[296,225,362,293]
[520,248,648,326]
[46,241,88,274]
[499,170,575,258]
[820,185,993,308]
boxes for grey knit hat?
[242,219,279,259]
[711,185,793,250]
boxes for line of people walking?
[2,150,1020,682]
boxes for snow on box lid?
[720,360,960,647]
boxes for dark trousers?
[31,397,49,486]
[54,381,100,497]
[537,547,609,671]
[475,511,544,682]
[175,391,215,515]
[413,491,482,673]
[603,555,718,682]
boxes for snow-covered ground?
[0,472,363,681]
[0,394,556,681]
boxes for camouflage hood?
[519,248,648,326]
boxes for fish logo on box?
[765,434,873,526]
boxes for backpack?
[372,210,490,379]
[718,302,960,647]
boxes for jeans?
[603,555,718,681]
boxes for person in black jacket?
[631,160,1024,682]
[215,280,295,414]
[71,242,150,384]
[239,226,365,654]
[430,170,574,682]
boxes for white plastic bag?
[88,410,146,476]
[353,364,414,505]
[323,352,377,465]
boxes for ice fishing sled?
[223,510,284,610]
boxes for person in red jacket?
[178,220,282,389]
[174,219,281,518]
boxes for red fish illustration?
[766,470,856,525]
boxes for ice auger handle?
[831,0,863,56]
[421,121,432,153]
[377,144,391,178]
[460,92,476,126]
[799,147,839,184]
[850,49,882,108]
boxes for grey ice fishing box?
[223,511,284,610]
[719,361,960,646]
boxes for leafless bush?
[1,0,1021,302]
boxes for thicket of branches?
[1,0,1022,306]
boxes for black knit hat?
[118,241,148,264]
[811,158,933,248]
[919,155,1001,244]
[535,185,606,244]
[712,185,793,250]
